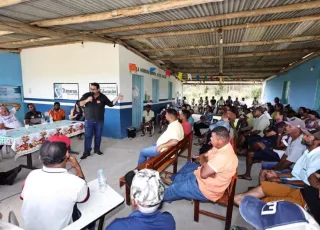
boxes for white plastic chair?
[8,211,20,227]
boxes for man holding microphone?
[80,83,123,159]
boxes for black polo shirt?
[80,92,114,121]
[24,111,42,124]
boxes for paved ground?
[0,132,261,229]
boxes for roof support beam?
[94,1,320,34]
[0,48,20,53]
[141,35,320,52]
[0,31,14,36]
[157,49,313,61]
[31,0,223,27]
[218,29,223,74]
[175,67,281,72]
[0,0,30,8]
[120,15,320,40]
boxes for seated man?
[238,107,270,155]
[180,109,192,135]
[138,109,184,166]
[0,103,22,131]
[239,196,320,229]
[163,127,238,202]
[140,104,155,137]
[106,169,176,230]
[258,131,320,187]
[158,108,167,133]
[21,135,93,230]
[238,111,287,180]
[24,103,42,125]
[48,102,66,121]
[193,105,213,137]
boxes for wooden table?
[63,179,124,230]
[0,220,24,230]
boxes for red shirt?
[181,121,192,135]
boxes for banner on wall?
[89,83,118,101]
[54,83,79,100]
[0,86,22,103]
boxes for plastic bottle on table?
[97,169,107,193]
[49,115,53,124]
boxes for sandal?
[141,133,145,137]
[238,175,252,181]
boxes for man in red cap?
[21,135,95,230]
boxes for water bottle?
[41,115,45,124]
[49,115,53,124]
[97,169,107,193]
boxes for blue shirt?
[202,112,213,126]
[106,210,176,230]
[188,116,194,127]
[291,147,320,185]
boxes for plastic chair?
[8,211,20,226]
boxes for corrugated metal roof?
[0,0,319,80]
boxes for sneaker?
[94,150,103,155]
[80,152,91,159]
[161,176,172,185]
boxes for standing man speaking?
[80,83,123,159]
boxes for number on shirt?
[261,201,278,215]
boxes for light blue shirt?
[188,116,194,127]
[291,146,320,185]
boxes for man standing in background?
[80,83,123,159]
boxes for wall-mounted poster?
[0,86,22,103]
[54,83,79,100]
[89,83,118,101]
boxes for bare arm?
[1,103,21,111]
[273,155,293,170]
[200,162,216,179]
[0,122,12,130]
[80,97,92,107]
[281,180,308,187]
[309,173,320,189]
[157,139,179,152]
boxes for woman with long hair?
[69,100,84,139]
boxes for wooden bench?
[193,173,237,230]
[119,132,193,205]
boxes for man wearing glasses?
[79,83,123,159]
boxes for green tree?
[251,87,262,99]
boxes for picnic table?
[0,120,84,169]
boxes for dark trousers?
[0,168,17,185]
[72,204,95,230]
[84,120,104,153]
[193,122,209,137]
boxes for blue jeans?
[84,120,104,153]
[137,144,158,166]
[164,161,208,202]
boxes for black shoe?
[94,150,103,155]
[80,152,91,159]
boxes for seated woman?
[305,110,320,130]
[193,105,213,137]
[69,100,84,140]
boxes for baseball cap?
[240,196,320,230]
[284,117,309,134]
[40,135,70,165]
[130,169,165,208]
[209,120,230,131]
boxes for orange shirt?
[49,109,66,121]
[194,143,238,202]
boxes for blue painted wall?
[264,56,320,111]
[0,52,24,121]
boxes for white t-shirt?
[0,108,22,129]
[157,120,184,148]
[21,166,89,230]
[253,115,270,136]
[217,99,225,106]
[143,110,155,123]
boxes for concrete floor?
[0,131,260,230]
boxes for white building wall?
[21,42,120,100]
[118,45,175,103]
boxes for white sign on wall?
[89,83,118,101]
[54,83,79,100]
